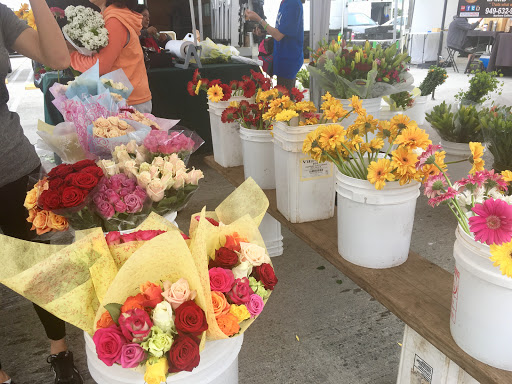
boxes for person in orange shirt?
[69,0,152,112]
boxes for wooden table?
[204,156,512,384]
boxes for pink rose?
[162,278,197,310]
[121,178,136,191]
[93,325,127,366]
[105,231,122,245]
[226,277,253,305]
[119,343,146,368]
[93,192,108,206]
[134,230,165,241]
[121,232,138,243]
[105,189,121,205]
[209,268,235,293]
[97,200,115,219]
[109,174,127,192]
[119,187,132,197]
[118,308,153,343]
[114,200,127,213]
[133,186,147,200]
[124,193,143,213]
[246,294,264,318]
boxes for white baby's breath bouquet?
[63,5,109,56]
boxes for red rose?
[48,177,64,191]
[209,247,238,269]
[63,173,77,186]
[174,301,208,336]
[81,166,104,179]
[60,186,86,208]
[168,334,200,373]
[48,164,74,179]
[252,263,278,290]
[72,159,96,171]
[39,190,61,210]
[71,172,99,190]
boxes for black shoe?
[47,351,83,384]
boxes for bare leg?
[50,338,68,355]
[0,370,10,382]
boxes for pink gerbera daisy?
[416,144,442,170]
[428,187,458,207]
[480,169,508,191]
[469,198,512,245]
[424,173,448,198]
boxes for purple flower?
[119,343,146,368]
[124,193,143,213]
[97,200,115,219]
[133,186,147,200]
[93,192,108,205]
[114,200,127,213]
[105,189,121,205]
[109,174,126,192]
[121,178,136,191]
[119,187,133,197]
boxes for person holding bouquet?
[0,2,84,383]
[69,0,152,112]
[245,0,304,91]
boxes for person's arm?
[245,10,285,41]
[11,0,70,69]
[70,17,127,75]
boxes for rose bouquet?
[37,160,104,229]
[302,95,433,189]
[92,174,152,231]
[143,129,204,164]
[308,40,413,99]
[62,5,109,56]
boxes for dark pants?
[277,76,296,93]
[0,167,66,341]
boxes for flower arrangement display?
[302,95,433,189]
[143,129,203,163]
[418,66,448,97]
[92,174,151,231]
[62,5,109,54]
[425,101,482,143]
[24,178,69,236]
[187,69,271,102]
[92,116,134,138]
[308,40,413,99]
[479,106,512,173]
[416,142,512,277]
[455,70,503,104]
[36,160,105,229]
[118,108,161,130]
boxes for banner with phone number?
[458,0,512,18]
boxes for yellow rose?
[144,358,168,384]
[24,187,38,210]
[48,212,69,231]
[239,242,271,266]
[229,304,251,322]
[32,210,51,235]
[118,120,130,130]
[93,127,107,138]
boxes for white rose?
[239,242,271,266]
[152,301,175,334]
[97,159,118,177]
[232,261,253,279]
[137,171,152,188]
[147,179,166,202]
[126,140,138,154]
[185,168,204,185]
[172,169,187,190]
[152,156,165,169]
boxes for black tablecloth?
[487,33,512,71]
[42,63,259,150]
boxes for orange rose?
[48,212,69,231]
[32,210,51,235]
[27,208,38,223]
[223,232,248,252]
[211,291,230,318]
[24,188,38,210]
[216,313,240,337]
[121,293,146,313]
[140,282,163,308]
[96,311,115,329]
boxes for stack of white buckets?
[208,98,284,257]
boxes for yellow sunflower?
[390,114,417,132]
[207,84,224,102]
[349,95,366,115]
[353,114,379,135]
[367,158,395,190]
[391,147,418,177]
[490,242,512,278]
[317,124,346,151]
[376,120,397,144]
[469,142,485,174]
[501,170,512,183]
[368,138,384,152]
[26,10,36,30]
[394,126,431,150]
[346,135,364,153]
[295,101,317,113]
[275,109,299,122]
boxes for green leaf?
[104,303,123,324]
[316,266,326,270]
[336,279,343,284]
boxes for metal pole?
[198,0,203,41]
[189,0,198,46]
[436,0,449,65]
[310,0,331,107]
[400,0,405,51]
[393,0,398,43]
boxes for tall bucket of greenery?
[480,106,512,174]
[303,102,430,268]
[308,40,413,126]
[415,142,512,370]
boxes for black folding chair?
[444,47,459,72]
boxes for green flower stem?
[445,159,469,165]
[326,151,356,178]
[338,143,366,179]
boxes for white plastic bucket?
[272,122,335,223]
[450,227,512,371]
[335,170,420,268]
[84,332,244,383]
[337,97,382,126]
[259,213,283,257]
[240,127,275,189]
[405,95,428,126]
[379,109,399,122]
[440,140,472,182]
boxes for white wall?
[411,0,458,33]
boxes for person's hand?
[245,9,261,22]
[147,26,158,36]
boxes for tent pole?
[436,0,449,65]
[189,0,198,46]
[393,0,398,43]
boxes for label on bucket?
[300,158,332,181]
[413,354,433,383]
[451,266,460,324]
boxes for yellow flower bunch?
[207,84,224,102]
[275,109,299,122]
[302,111,432,189]
[15,4,36,30]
